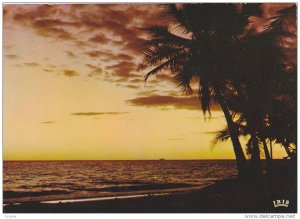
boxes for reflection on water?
[4,160,237,203]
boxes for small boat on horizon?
[159,158,166,161]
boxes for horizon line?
[3,158,281,161]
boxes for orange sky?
[3,3,292,160]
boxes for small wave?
[4,190,71,198]
[40,192,171,204]
[81,183,195,192]
[99,180,148,185]
[33,182,76,188]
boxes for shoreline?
[3,184,210,204]
[40,192,172,204]
[3,178,297,213]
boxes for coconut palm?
[141,3,296,178]
[226,4,295,175]
[213,3,296,166]
[212,122,272,170]
[141,4,251,178]
[264,5,297,160]
[244,4,296,161]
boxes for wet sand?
[4,177,297,213]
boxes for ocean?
[3,160,237,204]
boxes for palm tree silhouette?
[141,4,251,178]
[222,3,296,175]
[141,3,296,178]
[263,5,297,160]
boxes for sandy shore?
[3,177,297,213]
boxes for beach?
[4,176,297,213]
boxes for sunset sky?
[3,3,292,160]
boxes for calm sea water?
[3,160,237,204]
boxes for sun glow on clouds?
[3,4,289,160]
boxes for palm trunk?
[262,137,272,174]
[234,84,262,179]
[269,139,273,160]
[246,116,262,178]
[215,91,248,179]
[249,133,262,176]
[262,138,271,162]
[283,140,293,159]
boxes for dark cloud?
[13,5,60,22]
[24,62,39,66]
[11,4,293,92]
[34,18,79,28]
[87,70,102,78]
[41,121,56,124]
[85,50,107,58]
[43,69,53,72]
[77,5,166,54]
[9,4,167,85]
[86,64,99,69]
[109,9,131,23]
[86,64,102,76]
[107,61,137,77]
[38,27,74,40]
[125,85,140,89]
[13,6,76,41]
[114,53,133,61]
[3,7,8,17]
[89,33,110,43]
[115,78,128,82]
[130,78,144,83]
[66,51,76,57]
[84,50,133,63]
[167,138,185,141]
[124,37,148,54]
[127,95,221,111]
[4,44,12,50]
[5,54,19,60]
[91,5,167,53]
[64,70,79,77]
[71,112,129,116]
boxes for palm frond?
[264,4,297,40]
[144,25,192,47]
[142,46,186,67]
[144,59,173,81]
[173,57,196,94]
[162,4,192,34]
[211,126,231,150]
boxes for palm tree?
[244,4,297,161]
[264,5,297,160]
[141,3,296,178]
[226,4,296,175]
[213,3,296,168]
[212,122,272,169]
[141,4,250,178]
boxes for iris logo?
[273,199,289,208]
